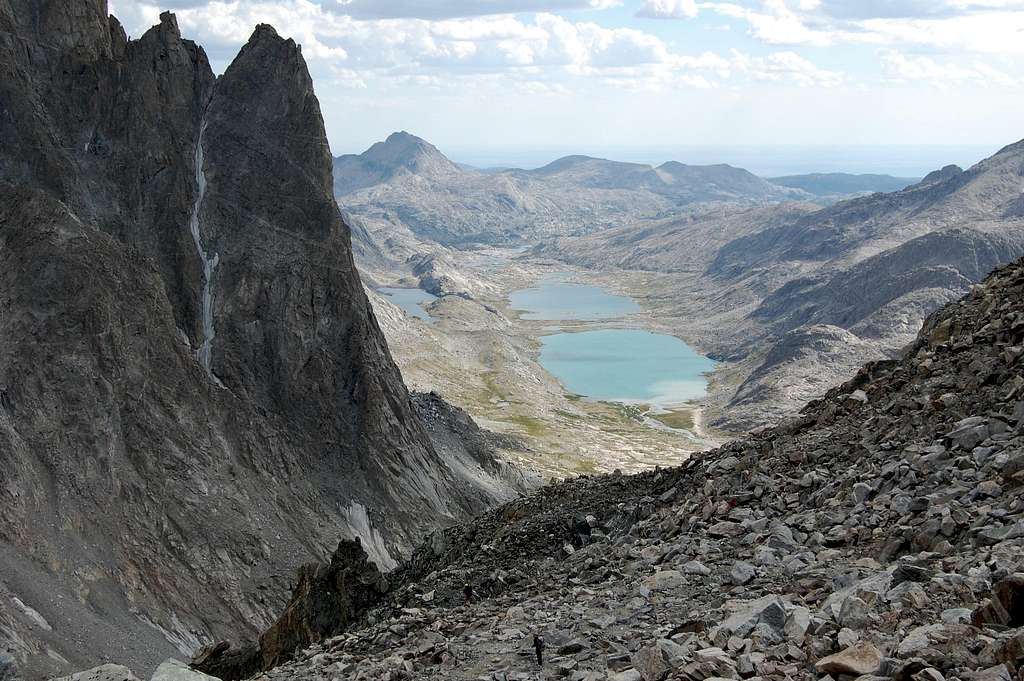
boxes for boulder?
[963,665,1013,681]
[785,606,812,641]
[258,539,389,669]
[610,671,642,681]
[946,418,990,451]
[972,574,1024,627]
[815,642,882,676]
[632,645,670,681]
[995,631,1024,667]
[193,539,389,678]
[730,561,756,586]
[708,522,744,538]
[716,595,788,640]
[683,561,712,576]
[642,570,686,593]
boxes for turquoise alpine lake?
[509,275,640,320]
[379,287,437,322]
[539,329,717,405]
[509,277,716,403]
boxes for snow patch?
[11,597,51,632]
[342,502,398,571]
[189,118,226,389]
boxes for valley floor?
[366,250,729,479]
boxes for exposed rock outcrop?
[192,539,389,679]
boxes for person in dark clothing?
[533,634,545,666]
[463,582,474,603]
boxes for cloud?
[708,1,836,46]
[113,0,847,97]
[731,48,845,86]
[857,12,1024,54]
[878,49,1017,87]
[695,0,1024,55]
[812,0,960,19]
[325,0,621,20]
[168,2,694,72]
[636,0,699,19]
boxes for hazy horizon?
[336,138,1002,177]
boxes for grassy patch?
[653,407,695,431]
[479,370,505,401]
[505,414,547,438]
[572,458,600,475]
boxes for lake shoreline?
[507,270,719,445]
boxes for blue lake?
[540,329,717,405]
[510,277,716,403]
[509,276,640,321]
[379,287,437,322]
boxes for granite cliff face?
[0,4,528,678]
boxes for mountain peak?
[252,23,280,39]
[531,155,628,175]
[385,130,426,144]
[157,11,178,34]
[361,131,456,176]
[919,164,964,186]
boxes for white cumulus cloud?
[879,49,1018,87]
[636,0,700,19]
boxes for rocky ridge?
[197,256,1024,681]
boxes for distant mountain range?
[334,131,809,247]
[335,132,923,253]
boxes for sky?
[108,0,1024,170]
